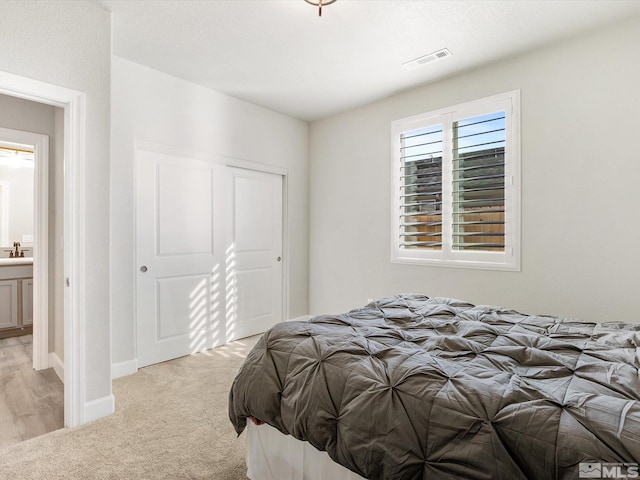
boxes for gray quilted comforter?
[228,294,640,479]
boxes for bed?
[229,294,640,479]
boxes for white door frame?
[0,128,49,372]
[0,70,87,428]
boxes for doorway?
[0,124,52,372]
[0,70,87,429]
[0,121,62,446]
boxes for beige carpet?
[0,336,259,479]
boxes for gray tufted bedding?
[228,294,640,479]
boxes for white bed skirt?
[246,422,366,480]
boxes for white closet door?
[226,167,283,342]
[136,149,226,368]
[136,148,283,367]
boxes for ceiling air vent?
[402,48,452,71]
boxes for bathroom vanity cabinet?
[0,260,33,339]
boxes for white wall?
[110,57,309,367]
[309,16,640,323]
[0,1,112,412]
[0,94,64,360]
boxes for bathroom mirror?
[0,146,34,256]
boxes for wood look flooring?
[0,335,64,449]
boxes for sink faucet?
[13,241,20,258]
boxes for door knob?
[140,266,148,273]
[276,257,281,262]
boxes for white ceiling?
[98,0,640,121]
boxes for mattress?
[247,421,365,480]
[229,294,640,479]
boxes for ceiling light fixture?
[304,0,337,17]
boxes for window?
[391,91,520,270]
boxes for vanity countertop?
[0,257,34,266]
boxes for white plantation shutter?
[392,91,520,271]
[452,112,506,251]
[399,124,444,250]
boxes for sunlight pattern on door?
[225,244,238,342]
[187,263,223,354]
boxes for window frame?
[391,90,521,271]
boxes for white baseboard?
[48,352,64,382]
[286,315,312,322]
[111,358,138,379]
[84,394,115,424]
[110,319,308,381]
